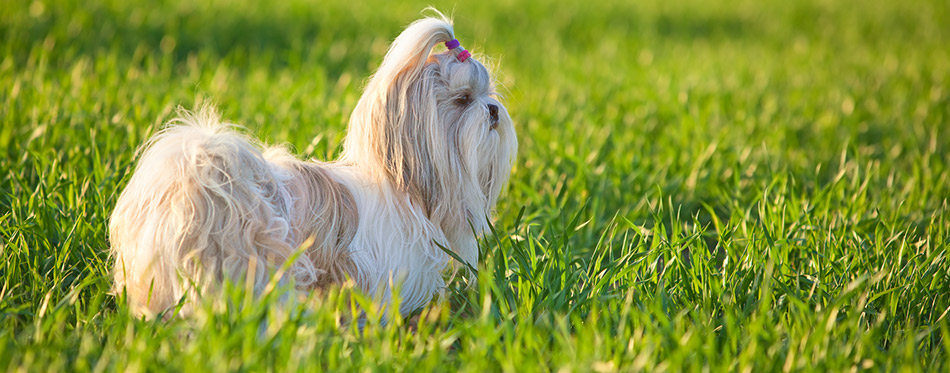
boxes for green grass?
[2,0,949,370]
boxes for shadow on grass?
[4,1,386,73]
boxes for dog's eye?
[454,94,473,106]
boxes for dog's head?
[343,13,517,259]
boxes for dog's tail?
[109,106,318,316]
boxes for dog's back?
[109,107,348,316]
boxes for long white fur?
[109,14,517,317]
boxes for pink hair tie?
[444,39,471,62]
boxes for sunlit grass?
[2,0,949,370]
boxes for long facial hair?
[342,17,517,265]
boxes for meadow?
[2,0,949,370]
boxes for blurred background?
[1,0,949,368]
[3,0,947,229]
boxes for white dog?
[109,14,517,317]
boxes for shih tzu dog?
[109,14,517,317]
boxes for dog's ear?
[344,16,456,203]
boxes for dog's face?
[343,17,517,247]
[427,51,517,226]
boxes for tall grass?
[2,0,948,370]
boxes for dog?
[109,13,517,317]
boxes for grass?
[2,0,949,370]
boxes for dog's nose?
[488,104,499,129]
